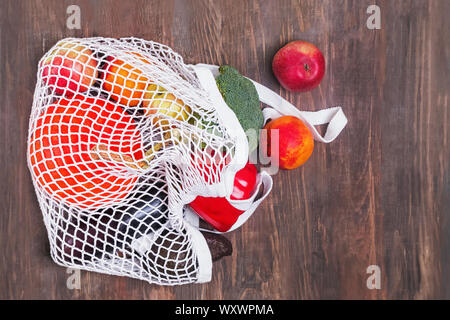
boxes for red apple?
[272,40,325,92]
[41,41,98,96]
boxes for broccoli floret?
[216,65,263,152]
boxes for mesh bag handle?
[195,64,348,143]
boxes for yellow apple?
[143,85,192,126]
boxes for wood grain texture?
[0,0,448,299]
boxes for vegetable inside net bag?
[27,37,347,285]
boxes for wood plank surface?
[0,0,448,299]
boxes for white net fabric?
[27,37,247,285]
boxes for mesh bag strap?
[195,63,348,144]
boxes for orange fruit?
[102,52,151,106]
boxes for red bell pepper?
[189,162,258,232]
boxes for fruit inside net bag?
[27,37,347,285]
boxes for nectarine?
[262,115,314,170]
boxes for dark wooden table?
[1,0,449,300]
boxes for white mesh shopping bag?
[27,37,347,285]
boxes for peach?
[262,115,314,170]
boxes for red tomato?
[29,96,143,209]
